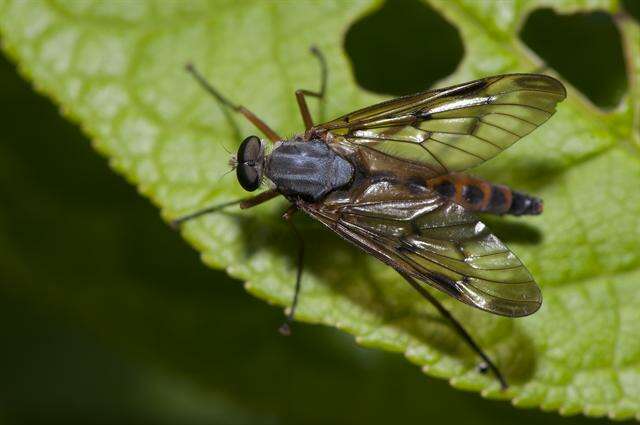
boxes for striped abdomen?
[427,173,543,216]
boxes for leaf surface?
[1,0,639,419]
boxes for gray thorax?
[265,139,354,201]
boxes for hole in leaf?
[622,0,640,22]
[520,8,628,109]
[344,0,463,96]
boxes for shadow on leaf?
[481,218,542,246]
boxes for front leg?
[186,63,282,143]
[296,46,328,130]
[171,189,280,228]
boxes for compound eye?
[237,163,260,192]
[238,135,261,164]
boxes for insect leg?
[295,46,328,130]
[278,205,305,336]
[185,63,282,143]
[398,272,509,390]
[170,189,280,228]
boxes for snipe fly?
[173,47,566,389]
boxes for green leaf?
[1,51,611,425]
[1,0,639,420]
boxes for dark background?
[1,1,637,423]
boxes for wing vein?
[491,102,554,114]
[419,144,449,173]
[478,118,523,138]
[467,282,539,303]
[468,133,502,149]
[428,136,488,161]
[488,111,539,127]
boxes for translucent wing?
[301,178,541,317]
[319,74,566,177]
